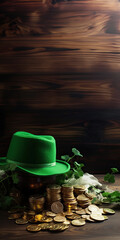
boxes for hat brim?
[0,158,70,176]
[17,160,70,176]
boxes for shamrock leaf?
[104,173,115,183]
[72,148,83,157]
[61,155,70,161]
[66,170,73,179]
[111,168,119,174]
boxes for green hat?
[0,131,70,176]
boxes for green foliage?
[73,162,84,179]
[0,163,19,209]
[91,197,97,204]
[104,167,119,183]
[111,168,119,174]
[104,173,115,183]
[61,155,70,161]
[72,148,83,157]
[102,191,120,203]
[60,148,84,183]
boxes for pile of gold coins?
[62,184,77,210]
[8,204,115,232]
[74,185,86,196]
[7,183,116,233]
[77,194,91,208]
[46,185,61,208]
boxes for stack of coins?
[46,185,61,208]
[76,194,91,208]
[29,196,45,212]
[62,184,77,210]
[74,185,86,197]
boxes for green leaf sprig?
[104,168,119,183]
[61,148,83,162]
[0,163,19,209]
[61,148,84,179]
[102,191,120,203]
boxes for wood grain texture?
[0,0,120,172]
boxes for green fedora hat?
[0,131,70,176]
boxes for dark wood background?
[0,0,120,173]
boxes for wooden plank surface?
[0,0,120,172]
[0,175,120,240]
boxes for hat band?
[6,159,56,168]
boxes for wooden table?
[0,175,120,240]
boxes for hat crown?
[7,131,56,167]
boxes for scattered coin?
[46,211,56,217]
[71,219,86,226]
[49,223,69,232]
[103,208,115,215]
[54,216,66,223]
[85,208,91,215]
[38,223,51,230]
[15,218,28,225]
[88,204,100,212]
[76,209,86,215]
[64,211,73,216]
[63,220,71,225]
[85,216,95,222]
[26,224,41,232]
[42,217,53,223]
[103,215,108,220]
[66,214,81,220]
[90,213,105,221]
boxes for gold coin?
[77,194,89,202]
[64,211,73,216]
[46,211,56,217]
[85,208,91,215]
[71,219,86,226]
[42,217,53,223]
[85,216,95,222]
[66,214,81,220]
[88,204,100,212]
[90,213,105,221]
[49,223,69,232]
[103,208,115,214]
[54,216,66,223]
[8,213,22,220]
[15,218,28,225]
[26,224,41,232]
[85,192,96,200]
[63,220,71,225]
[35,214,43,222]
[81,215,88,220]
[103,215,108,220]
[38,223,50,230]
[51,201,63,213]
[76,209,86,215]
